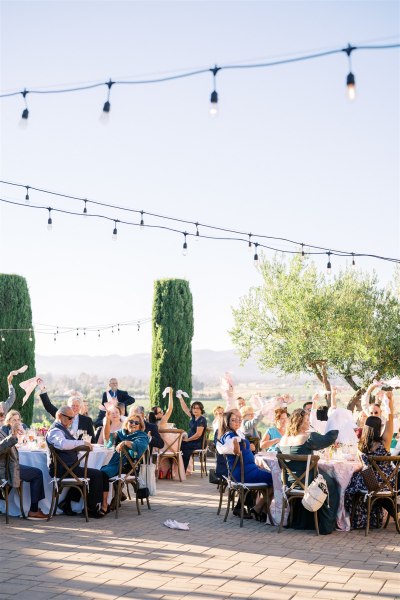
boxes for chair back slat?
[277,454,320,492]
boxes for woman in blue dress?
[101,413,149,479]
[179,398,207,472]
[217,409,273,520]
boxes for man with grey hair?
[38,381,95,441]
[130,405,163,453]
[46,406,109,518]
[0,373,16,429]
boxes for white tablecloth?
[0,446,114,517]
[255,453,361,531]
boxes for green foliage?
[149,279,194,429]
[0,274,36,425]
[230,255,400,405]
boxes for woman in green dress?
[278,408,339,535]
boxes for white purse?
[301,455,328,512]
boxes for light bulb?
[25,187,30,204]
[100,101,110,124]
[47,218,52,231]
[140,212,145,230]
[182,242,188,256]
[209,90,218,117]
[346,72,356,101]
[112,227,118,241]
[19,109,29,129]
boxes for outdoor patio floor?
[1,460,400,600]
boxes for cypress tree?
[0,274,36,425]
[150,279,194,429]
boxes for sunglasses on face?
[128,420,140,425]
[61,414,74,421]
[371,411,380,415]
[230,418,242,423]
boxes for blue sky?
[0,0,399,357]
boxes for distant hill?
[35,349,305,385]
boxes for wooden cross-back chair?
[0,447,25,524]
[157,429,185,481]
[277,453,321,536]
[47,444,90,522]
[222,452,274,528]
[350,455,400,536]
[109,446,151,519]
[191,427,210,477]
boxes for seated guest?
[237,397,246,410]
[101,413,149,479]
[278,408,339,535]
[344,391,394,529]
[148,391,174,426]
[260,408,288,451]
[178,397,207,473]
[212,405,225,434]
[0,373,16,429]
[46,406,109,518]
[97,405,125,445]
[94,378,135,427]
[129,406,164,453]
[38,382,95,442]
[0,417,48,520]
[217,410,273,520]
[2,409,27,434]
[240,404,263,441]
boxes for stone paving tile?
[2,459,400,600]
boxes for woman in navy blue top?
[179,397,207,472]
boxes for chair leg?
[239,489,244,528]
[5,486,9,525]
[19,482,26,519]
[365,496,372,536]
[48,487,57,521]
[314,509,320,536]
[278,495,286,533]
[224,489,233,522]
[83,485,89,523]
[217,482,225,515]
[265,488,275,526]
[115,481,121,519]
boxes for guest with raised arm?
[46,406,109,518]
[94,378,135,427]
[178,394,207,473]
[38,381,95,441]
[278,408,339,535]
[0,373,16,429]
[0,416,48,520]
[344,390,395,530]
[149,387,175,428]
[97,405,125,445]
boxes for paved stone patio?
[1,462,400,600]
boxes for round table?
[0,445,114,517]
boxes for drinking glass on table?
[75,429,84,440]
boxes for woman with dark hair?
[217,409,273,520]
[260,408,289,451]
[344,391,394,529]
[178,396,207,472]
[278,408,339,535]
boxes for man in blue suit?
[94,378,135,428]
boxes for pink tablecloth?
[255,453,361,531]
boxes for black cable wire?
[0,43,398,99]
[1,196,398,263]
[1,180,399,260]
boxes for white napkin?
[163,519,190,530]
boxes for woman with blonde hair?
[278,408,339,535]
[101,413,149,479]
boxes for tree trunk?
[347,387,364,411]
[308,361,331,407]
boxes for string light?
[1,42,398,122]
[83,199,88,215]
[327,251,332,276]
[25,186,30,204]
[112,220,118,241]
[140,211,145,230]
[182,232,188,256]
[47,207,53,230]
[76,328,79,337]
[254,243,259,267]
[98,329,101,338]
[1,180,399,266]
[345,44,356,101]
[301,243,305,259]
[19,89,29,127]
[137,322,140,332]
[209,65,220,117]
[195,223,200,242]
[352,253,356,268]
[28,328,33,341]
[100,79,113,122]
[1,332,5,342]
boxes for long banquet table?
[0,445,114,517]
[255,452,361,531]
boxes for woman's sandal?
[249,508,261,521]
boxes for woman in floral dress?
[344,391,394,529]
